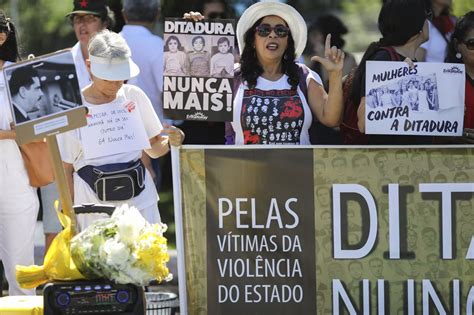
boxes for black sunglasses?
[463,38,474,50]
[255,24,290,38]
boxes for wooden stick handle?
[46,135,77,235]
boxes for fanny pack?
[77,160,145,201]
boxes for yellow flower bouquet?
[70,204,172,285]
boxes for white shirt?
[58,85,162,210]
[231,65,322,145]
[71,42,92,89]
[0,62,23,168]
[421,20,449,62]
[120,25,165,121]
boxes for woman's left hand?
[163,124,185,147]
[311,34,345,73]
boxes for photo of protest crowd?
[367,74,440,111]
[0,0,473,313]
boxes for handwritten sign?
[365,61,465,136]
[81,100,150,159]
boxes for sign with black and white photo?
[163,18,235,121]
[365,61,465,136]
[4,50,87,144]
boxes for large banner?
[174,146,474,314]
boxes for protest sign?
[4,50,87,144]
[365,61,465,136]
[163,18,235,121]
[80,100,151,159]
[174,146,474,314]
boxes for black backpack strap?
[296,63,310,100]
[379,46,403,61]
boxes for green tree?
[340,0,382,53]
[0,0,75,57]
[453,0,474,17]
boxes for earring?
[455,52,462,59]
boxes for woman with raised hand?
[59,30,184,224]
[186,0,344,145]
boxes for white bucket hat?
[236,0,307,59]
[89,54,140,81]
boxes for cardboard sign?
[163,18,235,121]
[4,50,87,144]
[80,100,151,159]
[365,61,465,136]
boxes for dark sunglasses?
[463,38,474,50]
[255,24,290,38]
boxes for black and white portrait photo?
[210,36,234,78]
[5,51,82,125]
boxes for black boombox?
[43,280,145,315]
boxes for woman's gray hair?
[88,30,131,60]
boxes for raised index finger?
[324,34,332,58]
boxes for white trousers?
[0,162,39,296]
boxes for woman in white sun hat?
[58,30,184,224]
[185,0,344,145]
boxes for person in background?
[417,0,456,62]
[39,0,116,253]
[306,15,357,87]
[59,30,184,224]
[194,0,234,19]
[305,15,357,144]
[445,12,474,140]
[120,0,167,191]
[354,0,431,145]
[66,0,114,89]
[0,11,39,296]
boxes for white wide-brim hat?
[89,55,140,81]
[236,0,307,59]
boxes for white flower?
[70,204,170,285]
[113,204,147,246]
[102,238,131,269]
